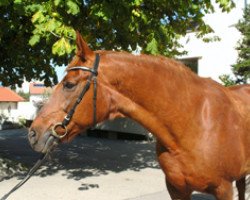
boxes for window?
[179,57,200,74]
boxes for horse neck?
[101,52,202,112]
[100,52,203,149]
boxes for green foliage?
[233,4,250,84]
[219,74,236,87]
[18,117,27,127]
[17,90,30,100]
[216,0,235,12]
[220,4,250,86]
[146,37,159,55]
[0,0,235,87]
[52,37,72,56]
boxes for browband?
[67,66,98,76]
[67,54,100,76]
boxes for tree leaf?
[29,34,40,46]
[66,0,80,15]
[0,0,10,6]
[32,11,45,23]
[45,19,60,32]
[146,37,159,55]
[54,0,61,6]
[52,37,72,56]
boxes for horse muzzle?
[28,130,59,153]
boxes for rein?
[0,143,56,200]
[51,53,100,139]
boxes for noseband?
[52,53,100,139]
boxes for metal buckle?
[51,123,68,139]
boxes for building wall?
[17,102,37,120]
[30,94,44,102]
[0,95,47,123]
[0,101,37,122]
[0,102,18,120]
[178,1,244,82]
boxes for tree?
[17,90,30,100]
[232,4,250,84]
[220,4,250,86]
[0,0,235,87]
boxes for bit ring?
[51,123,68,139]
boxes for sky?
[55,65,66,82]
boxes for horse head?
[29,32,113,153]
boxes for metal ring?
[51,123,68,139]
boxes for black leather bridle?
[51,53,100,139]
[0,54,100,200]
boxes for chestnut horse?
[29,32,250,200]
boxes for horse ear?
[75,31,94,60]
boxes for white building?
[0,83,52,127]
[0,87,25,125]
[29,82,52,102]
[179,0,245,82]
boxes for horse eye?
[63,82,76,89]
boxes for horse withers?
[29,32,250,200]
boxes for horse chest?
[156,142,233,192]
[156,141,202,190]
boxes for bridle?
[0,54,100,200]
[51,53,100,139]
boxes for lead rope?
[0,143,56,200]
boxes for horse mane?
[97,50,201,84]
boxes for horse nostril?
[29,130,36,138]
[28,130,37,144]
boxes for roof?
[0,87,25,102]
[29,82,51,95]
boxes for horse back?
[228,84,250,114]
[228,84,250,101]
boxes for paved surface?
[0,128,247,200]
[129,191,217,200]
